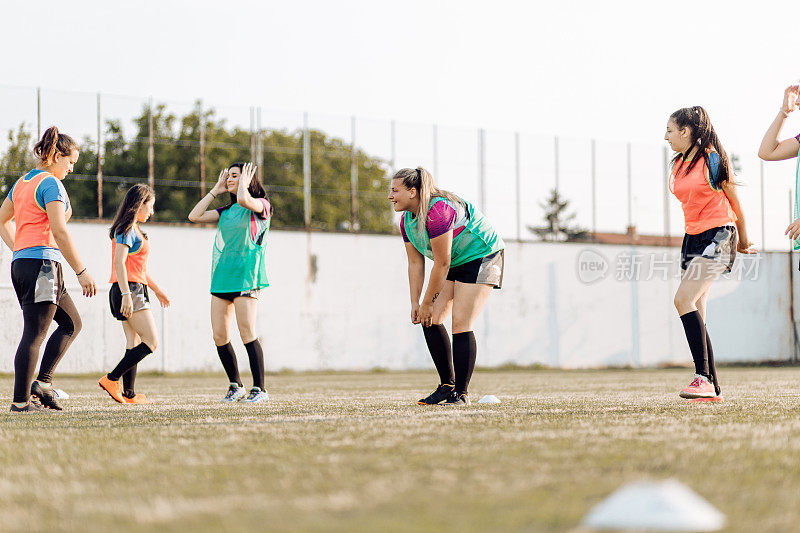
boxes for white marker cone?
[582,479,725,531]
[477,395,501,404]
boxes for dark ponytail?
[222,162,274,216]
[669,106,732,187]
[33,126,78,165]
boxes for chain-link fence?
[0,84,795,248]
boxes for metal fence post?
[554,136,560,193]
[96,93,103,219]
[199,102,206,196]
[148,97,154,189]
[760,160,766,249]
[36,87,41,140]
[390,119,396,175]
[257,107,263,182]
[303,112,311,230]
[591,139,597,235]
[432,124,438,179]
[250,106,256,163]
[351,116,358,231]
[478,128,486,212]
[663,146,670,244]
[627,142,632,232]
[515,131,521,241]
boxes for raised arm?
[188,169,227,223]
[758,85,800,161]
[0,197,14,250]
[46,201,96,296]
[236,162,266,213]
[405,242,425,324]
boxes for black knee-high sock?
[122,360,137,398]
[108,343,153,381]
[422,324,454,386]
[679,311,709,379]
[244,339,265,391]
[216,343,242,386]
[453,331,477,394]
[706,329,721,395]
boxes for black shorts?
[109,282,151,321]
[446,250,504,289]
[211,289,261,302]
[681,225,737,273]
[11,258,66,307]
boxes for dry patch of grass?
[1,368,800,532]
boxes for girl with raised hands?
[665,106,756,401]
[389,167,505,406]
[188,162,272,403]
[758,85,800,242]
[98,184,169,404]
[0,126,96,413]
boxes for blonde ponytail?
[392,166,464,240]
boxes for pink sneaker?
[679,374,716,399]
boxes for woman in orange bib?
[98,184,170,404]
[0,126,97,413]
[665,106,755,402]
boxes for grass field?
[2,368,800,532]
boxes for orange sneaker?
[688,396,724,403]
[123,394,152,405]
[679,374,716,399]
[98,375,125,403]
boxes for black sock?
[216,343,242,386]
[422,324,455,386]
[453,331,477,394]
[108,343,153,381]
[706,328,721,395]
[244,340,265,391]
[679,311,710,379]
[122,359,137,398]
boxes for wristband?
[120,291,131,296]
[209,191,218,199]
[76,268,86,276]
[781,108,790,117]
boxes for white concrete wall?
[0,222,796,374]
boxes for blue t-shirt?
[11,170,70,263]
[115,227,142,253]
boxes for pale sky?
[2,0,799,248]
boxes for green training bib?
[403,197,504,267]
[210,204,270,292]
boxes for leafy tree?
[527,188,588,242]
[0,123,36,194]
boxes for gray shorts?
[447,250,504,289]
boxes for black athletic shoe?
[31,381,63,411]
[417,384,455,405]
[9,401,45,413]
[444,392,470,406]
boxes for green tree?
[0,123,36,194]
[527,188,588,242]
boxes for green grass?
[2,368,800,532]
